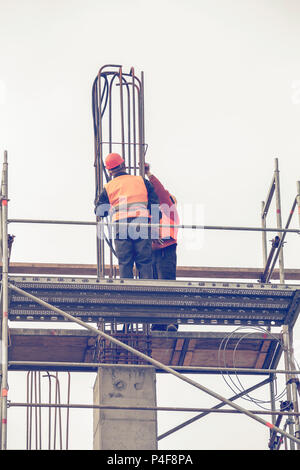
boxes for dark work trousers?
[152,243,177,331]
[114,218,153,279]
[152,243,177,280]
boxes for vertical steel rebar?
[53,375,58,449]
[131,68,137,175]
[44,372,52,450]
[65,372,71,450]
[119,67,126,160]
[96,66,106,278]
[34,371,38,449]
[92,65,145,279]
[52,372,63,450]
[26,371,43,449]
[38,371,42,449]
[26,372,31,449]
[1,151,8,450]
[274,158,285,283]
[26,371,70,450]
[140,71,145,177]
[56,373,63,450]
[126,76,132,175]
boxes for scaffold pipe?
[6,402,300,416]
[1,151,9,450]
[7,218,300,234]
[297,181,300,227]
[7,361,300,375]
[274,158,285,283]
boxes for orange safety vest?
[159,205,178,242]
[105,175,149,222]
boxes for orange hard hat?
[105,153,124,170]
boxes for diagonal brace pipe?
[158,377,272,441]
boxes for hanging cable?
[217,326,287,410]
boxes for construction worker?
[95,153,160,279]
[145,162,179,331]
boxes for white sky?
[1,0,300,450]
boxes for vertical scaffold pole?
[0,153,2,447]
[261,200,267,267]
[274,158,285,284]
[269,374,277,428]
[1,151,9,450]
[282,325,294,449]
[288,326,300,449]
[292,179,300,449]
[297,181,300,227]
[282,324,300,450]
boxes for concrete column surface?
[93,365,157,450]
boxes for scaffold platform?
[8,275,300,327]
[6,275,300,374]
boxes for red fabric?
[148,174,179,250]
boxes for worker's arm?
[145,164,173,207]
[143,178,161,239]
[94,188,110,218]
[143,178,160,216]
[145,163,179,224]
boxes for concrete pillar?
[93,365,157,450]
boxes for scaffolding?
[1,65,300,450]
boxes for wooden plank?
[191,349,259,368]
[254,340,271,369]
[255,353,268,370]
[170,339,185,366]
[7,329,282,370]
[9,334,88,363]
[193,338,264,352]
[183,339,197,366]
[3,262,300,280]
[178,339,190,366]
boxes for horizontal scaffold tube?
[7,361,300,375]
[7,218,300,234]
[6,402,300,416]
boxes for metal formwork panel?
[7,276,300,327]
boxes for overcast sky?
[1,0,300,450]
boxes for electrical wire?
[217,326,287,410]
